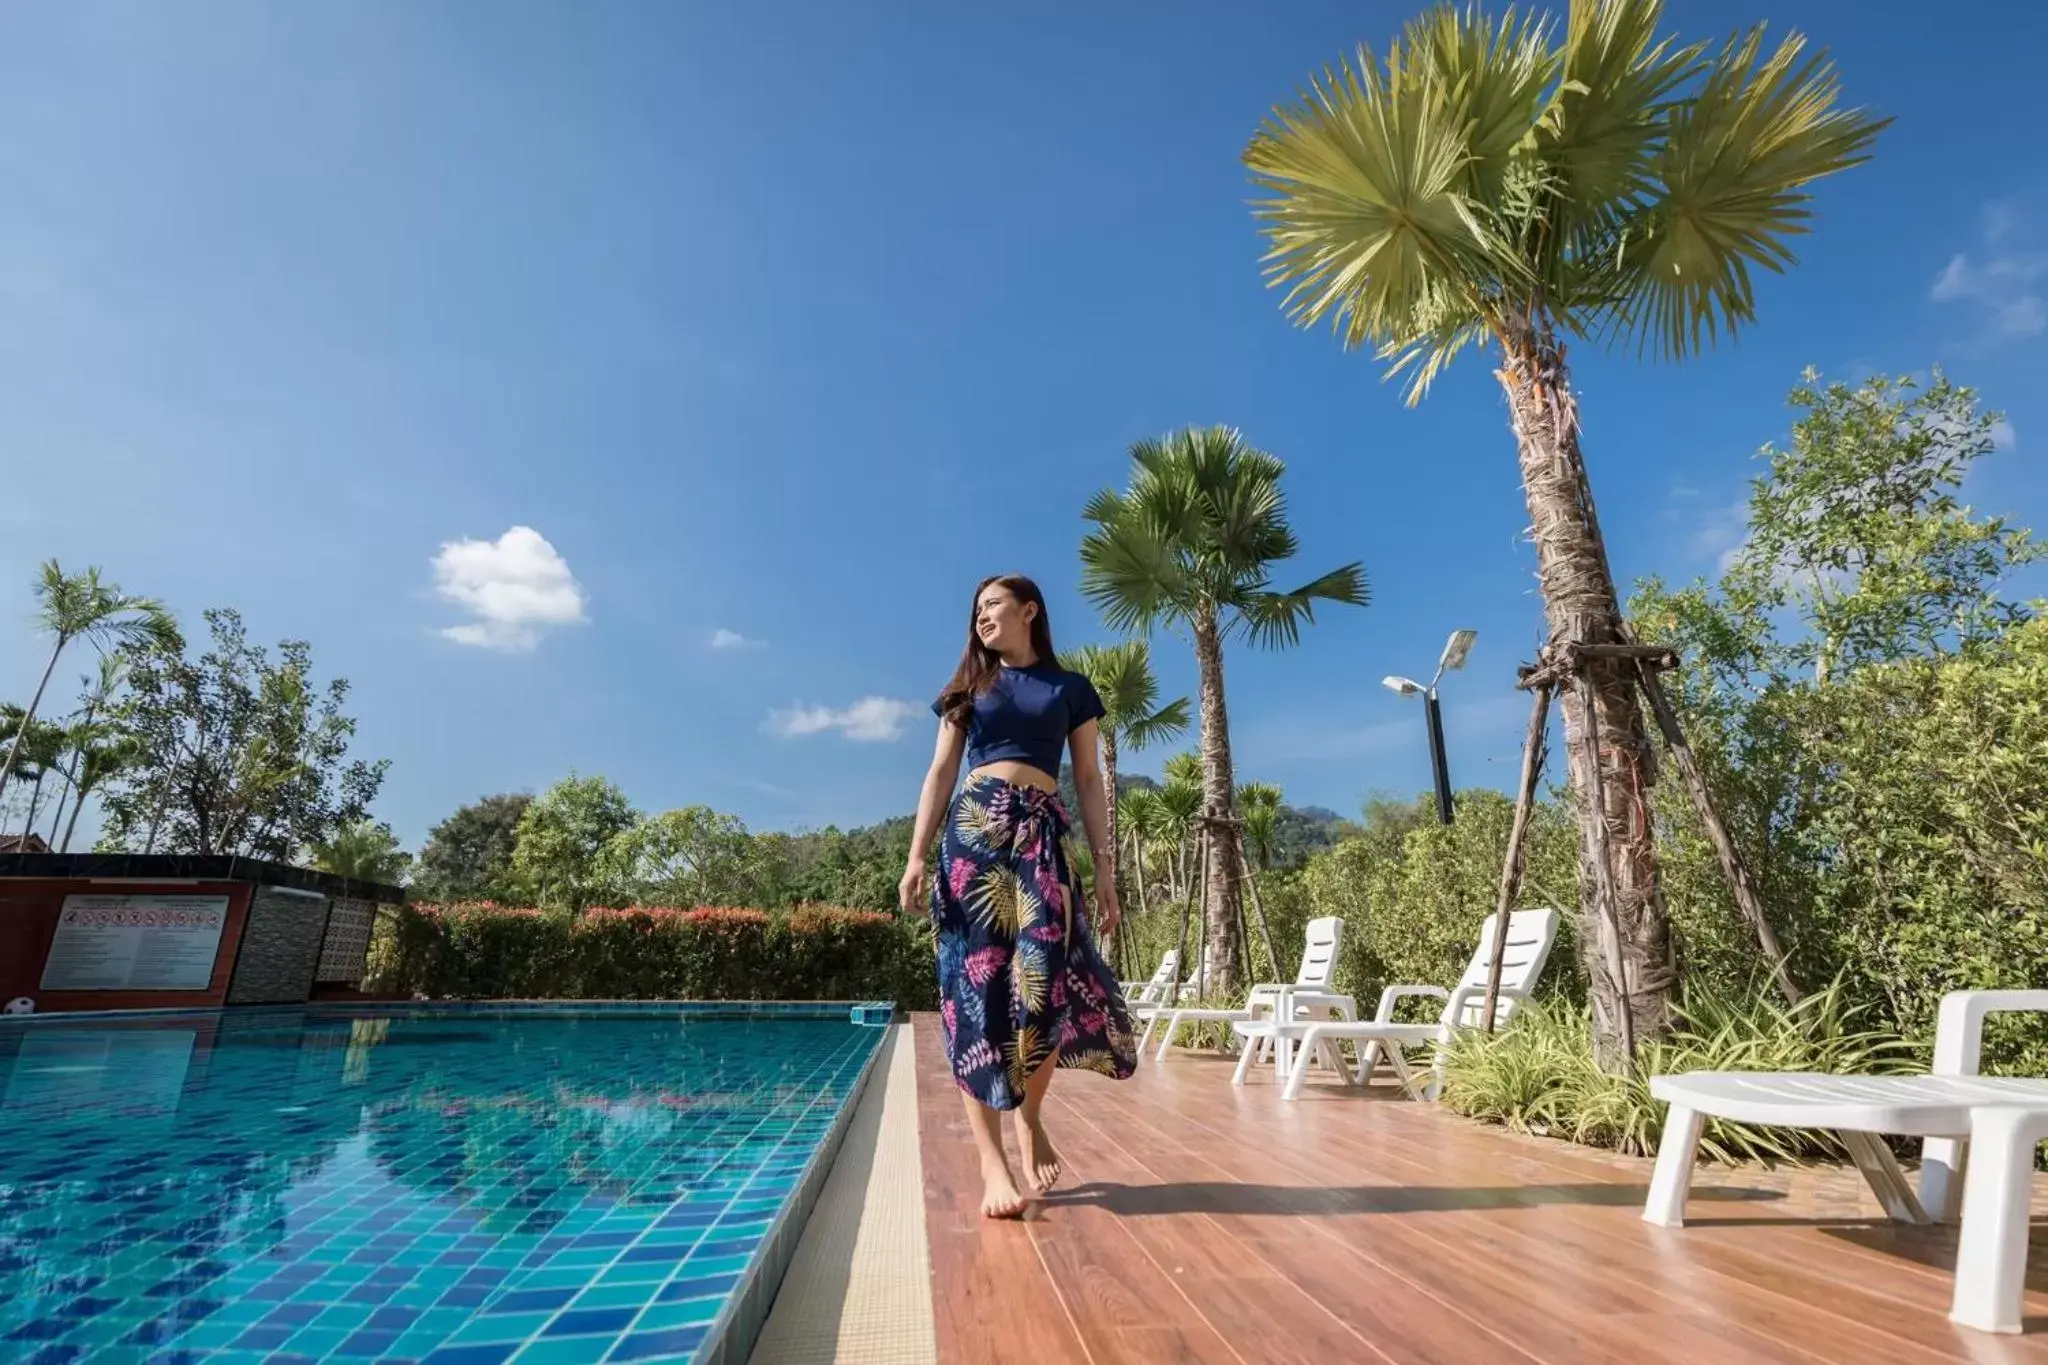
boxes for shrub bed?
[365,901,938,1009]
[1437,977,1917,1162]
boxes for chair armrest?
[1445,983,1533,1029]
[1374,984,1449,1023]
[1271,987,1355,1021]
[1932,990,2048,1076]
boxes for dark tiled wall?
[226,887,331,1004]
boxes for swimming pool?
[0,1003,890,1364]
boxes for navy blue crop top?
[933,661,1106,780]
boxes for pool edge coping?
[694,1012,895,1365]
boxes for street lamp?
[1383,629,1477,825]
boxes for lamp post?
[1384,629,1477,826]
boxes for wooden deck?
[910,1015,2048,1364]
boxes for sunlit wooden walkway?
[911,1014,2048,1364]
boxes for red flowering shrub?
[366,901,931,1006]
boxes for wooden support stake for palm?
[1633,659,1802,1005]
[1573,667,1636,1068]
[1193,827,1212,1000]
[1237,838,1280,982]
[1482,683,1552,1031]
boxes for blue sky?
[2,0,2044,848]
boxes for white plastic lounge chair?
[1129,946,1217,1059]
[1241,908,1560,1102]
[1151,917,1354,1066]
[1120,949,1181,1006]
[1643,989,2048,1334]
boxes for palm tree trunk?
[1099,732,1125,976]
[1129,827,1150,920]
[19,773,46,846]
[0,641,64,813]
[61,781,92,853]
[1191,608,1245,997]
[1498,326,1674,1071]
[1101,732,1120,865]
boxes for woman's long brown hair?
[935,574,1060,727]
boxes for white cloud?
[766,696,922,743]
[1929,202,2046,343]
[1991,418,2018,451]
[431,526,587,651]
[710,628,765,650]
[1688,500,1750,574]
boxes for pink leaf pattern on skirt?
[931,774,1137,1110]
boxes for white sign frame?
[40,894,232,992]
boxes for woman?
[900,574,1139,1219]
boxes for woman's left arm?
[1068,719,1120,934]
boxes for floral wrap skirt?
[932,773,1138,1110]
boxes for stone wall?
[226,886,331,1005]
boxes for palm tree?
[1083,427,1368,996]
[1154,765,1202,903]
[59,731,141,853]
[309,820,414,886]
[1065,640,1191,880]
[1237,781,1284,870]
[43,654,128,850]
[0,707,66,843]
[1244,0,1881,1065]
[0,561,170,812]
[1116,785,1164,921]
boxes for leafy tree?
[310,820,414,886]
[1065,639,1190,887]
[1082,426,1368,995]
[511,775,638,912]
[415,793,533,903]
[602,805,767,907]
[96,608,387,858]
[1246,0,1883,1065]
[1631,369,2045,1070]
[0,560,169,812]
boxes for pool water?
[0,1005,886,1364]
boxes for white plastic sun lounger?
[1644,989,2048,1334]
[1129,946,1218,1058]
[1120,949,1181,1007]
[1239,908,1560,1102]
[1150,917,1353,1066]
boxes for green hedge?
[364,902,939,1009]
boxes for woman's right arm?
[900,718,966,914]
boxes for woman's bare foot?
[1014,1114,1062,1193]
[980,1156,1028,1219]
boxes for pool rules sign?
[40,895,230,992]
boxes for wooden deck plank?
[911,1018,2048,1363]
[912,1020,1088,1364]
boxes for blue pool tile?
[610,1325,711,1361]
[1,1007,883,1365]
[543,1307,636,1337]
[421,1347,516,1365]
[635,1301,725,1331]
[232,1324,299,1350]
[513,1337,619,1364]
[655,1273,741,1304]
[337,1328,404,1357]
